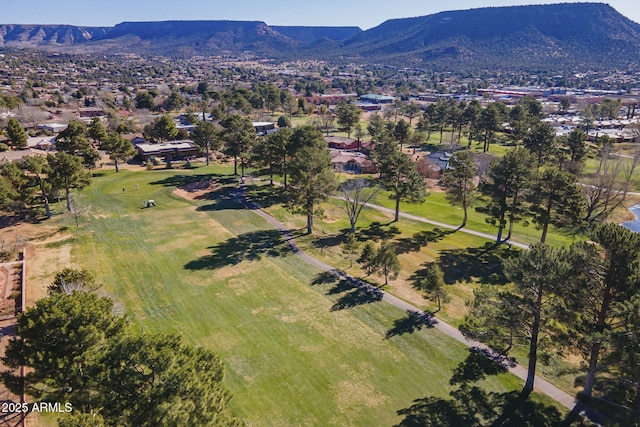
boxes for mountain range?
[1,3,639,71]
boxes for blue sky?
[3,1,639,29]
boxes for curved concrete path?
[234,185,587,413]
[333,196,530,250]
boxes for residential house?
[135,140,198,163]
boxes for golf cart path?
[350,198,530,250]
[234,184,582,413]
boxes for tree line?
[0,116,138,219]
[459,223,640,425]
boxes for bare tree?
[314,104,334,136]
[338,179,380,232]
[582,155,627,223]
[621,141,640,186]
[67,194,89,227]
[16,105,49,129]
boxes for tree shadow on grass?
[394,347,583,427]
[395,388,571,427]
[330,286,383,311]
[194,186,241,211]
[312,233,344,253]
[359,221,401,242]
[244,185,287,209]
[184,229,289,270]
[149,173,233,188]
[310,270,341,286]
[572,376,634,426]
[449,347,511,386]
[396,228,454,254]
[310,271,383,312]
[437,242,519,285]
[385,310,436,339]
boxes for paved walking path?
[342,197,531,250]
[234,185,587,414]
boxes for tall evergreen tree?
[463,244,571,398]
[87,117,108,146]
[191,120,220,166]
[20,155,52,218]
[394,119,411,150]
[5,117,27,149]
[56,120,100,168]
[143,114,178,143]
[335,101,361,139]
[414,263,449,312]
[47,152,91,211]
[463,100,482,148]
[102,132,136,172]
[286,126,337,234]
[477,147,533,243]
[378,143,426,222]
[557,128,588,174]
[527,167,584,243]
[441,151,477,228]
[220,114,256,177]
[523,121,556,169]
[374,240,401,285]
[478,102,505,153]
[567,223,640,398]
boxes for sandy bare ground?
[172,179,219,201]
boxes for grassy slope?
[251,183,585,396]
[59,166,523,426]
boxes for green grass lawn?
[248,183,586,396]
[368,189,582,247]
[49,166,530,426]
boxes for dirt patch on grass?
[25,241,72,307]
[173,179,220,201]
[332,372,389,413]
